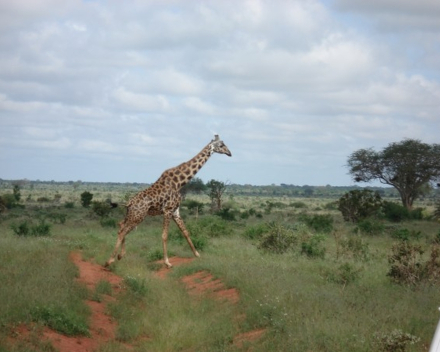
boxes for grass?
[0,193,439,351]
[0,231,90,337]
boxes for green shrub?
[260,223,292,252]
[11,220,51,237]
[0,193,19,209]
[382,202,409,222]
[339,235,370,261]
[299,213,334,233]
[91,201,112,218]
[355,218,384,236]
[31,220,51,236]
[387,242,425,286]
[182,199,205,214]
[338,189,382,222]
[425,245,440,284]
[64,202,75,209]
[243,223,268,240]
[391,228,421,242]
[381,202,423,222]
[258,222,297,254]
[215,207,237,221]
[47,212,67,224]
[10,220,30,236]
[147,249,164,262]
[124,275,148,296]
[326,262,362,285]
[31,305,89,336]
[301,234,326,258]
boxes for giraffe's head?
[209,135,232,157]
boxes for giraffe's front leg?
[105,221,132,267]
[162,215,173,268]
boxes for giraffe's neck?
[164,143,213,189]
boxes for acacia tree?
[347,139,440,209]
[206,179,228,211]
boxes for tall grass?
[1,195,439,351]
[0,233,89,336]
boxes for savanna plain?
[1,181,440,352]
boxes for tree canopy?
[347,139,440,209]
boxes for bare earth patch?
[10,255,263,351]
[41,252,128,352]
[156,256,265,347]
[181,270,240,304]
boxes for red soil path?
[42,252,127,352]
[157,257,264,347]
[9,255,263,350]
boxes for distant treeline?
[0,178,407,199]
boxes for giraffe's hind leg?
[172,209,200,259]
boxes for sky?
[1,0,439,186]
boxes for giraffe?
[104,135,232,268]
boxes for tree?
[206,179,228,211]
[80,191,93,208]
[347,139,440,209]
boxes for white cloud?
[112,87,170,112]
[0,0,439,185]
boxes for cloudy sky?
[1,0,439,186]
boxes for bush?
[301,234,326,258]
[339,235,370,261]
[11,220,51,237]
[47,213,67,224]
[0,193,20,209]
[10,220,30,236]
[243,223,268,240]
[31,220,51,236]
[382,201,424,222]
[31,305,89,336]
[215,207,237,221]
[258,222,297,254]
[338,189,382,222]
[299,213,334,233]
[91,201,112,218]
[124,275,148,296]
[325,262,362,285]
[391,228,421,242]
[387,241,425,286]
[64,202,75,209]
[182,199,205,215]
[355,219,384,236]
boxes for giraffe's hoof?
[117,254,122,260]
[194,251,200,258]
